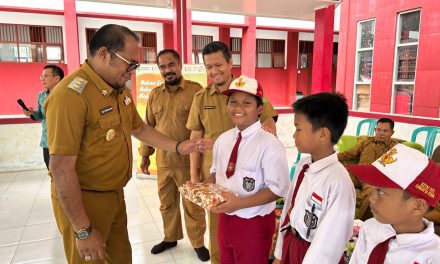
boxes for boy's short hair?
[377,118,395,130]
[292,92,348,144]
[348,144,440,207]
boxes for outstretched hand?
[210,191,241,214]
[177,138,213,155]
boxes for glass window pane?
[257,53,272,68]
[399,11,420,44]
[0,43,17,61]
[360,21,375,48]
[232,53,241,66]
[357,50,373,82]
[397,46,418,81]
[299,53,307,69]
[394,84,414,115]
[355,84,371,111]
[273,53,285,68]
[46,46,61,61]
[142,48,156,63]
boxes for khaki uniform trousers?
[200,165,220,264]
[157,167,206,247]
[51,182,131,264]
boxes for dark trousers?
[43,147,49,169]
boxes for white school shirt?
[274,153,356,263]
[210,121,290,219]
[350,218,440,264]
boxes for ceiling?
[79,0,340,21]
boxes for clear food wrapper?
[178,182,228,209]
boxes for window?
[392,10,420,115]
[0,24,64,63]
[353,19,375,112]
[256,39,285,68]
[298,41,313,69]
[86,28,157,63]
[192,35,213,64]
[231,37,241,66]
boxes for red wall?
[0,63,68,115]
[337,0,440,118]
[232,67,289,106]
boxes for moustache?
[164,72,176,77]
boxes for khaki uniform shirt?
[45,62,144,191]
[337,136,400,164]
[139,78,202,168]
[186,82,278,171]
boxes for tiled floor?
[0,169,207,264]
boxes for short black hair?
[156,49,181,65]
[293,92,348,144]
[88,24,139,56]
[202,41,231,62]
[377,118,395,130]
[43,64,64,80]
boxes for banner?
[135,64,207,176]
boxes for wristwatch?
[74,224,93,240]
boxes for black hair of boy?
[202,41,231,61]
[156,49,181,65]
[292,92,348,144]
[377,117,395,130]
[227,94,263,107]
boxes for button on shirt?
[350,218,440,264]
[274,153,356,263]
[210,121,290,219]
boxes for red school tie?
[226,132,242,177]
[367,235,396,264]
[281,164,309,227]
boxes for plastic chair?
[289,152,301,181]
[410,126,440,157]
[356,118,378,136]
[401,141,424,153]
[337,135,359,153]
[432,145,440,163]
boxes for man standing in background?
[139,49,209,261]
[23,64,64,169]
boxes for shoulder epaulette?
[67,77,88,94]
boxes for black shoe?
[194,246,210,262]
[151,241,177,254]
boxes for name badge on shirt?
[100,106,113,115]
[204,105,215,110]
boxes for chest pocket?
[151,105,163,121]
[97,115,121,141]
[239,169,261,193]
[303,194,325,233]
[177,105,191,123]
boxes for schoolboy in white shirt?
[274,92,356,264]
[348,144,440,264]
[206,75,290,264]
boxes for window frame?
[0,23,64,63]
[352,18,376,112]
[390,9,421,115]
[256,38,286,68]
[192,35,213,64]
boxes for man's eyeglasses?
[111,52,140,72]
[40,75,56,80]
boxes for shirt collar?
[233,121,261,139]
[394,219,436,247]
[82,60,116,96]
[303,152,339,173]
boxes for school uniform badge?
[242,177,255,192]
[304,209,318,230]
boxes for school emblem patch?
[304,209,318,230]
[242,177,255,192]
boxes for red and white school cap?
[222,75,264,99]
[347,144,440,206]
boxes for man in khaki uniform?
[338,118,399,220]
[45,24,207,264]
[186,41,278,264]
[139,49,209,261]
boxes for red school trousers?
[218,211,275,264]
